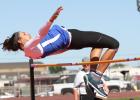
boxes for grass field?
[110,97,140,100]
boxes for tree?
[49,66,66,73]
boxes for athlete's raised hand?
[49,6,63,22]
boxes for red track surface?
[2,91,140,100]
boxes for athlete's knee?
[110,39,119,49]
[90,57,99,61]
[90,57,99,71]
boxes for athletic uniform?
[24,25,71,59]
[24,24,119,59]
[38,25,71,57]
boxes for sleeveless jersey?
[39,25,71,58]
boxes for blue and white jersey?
[24,24,71,59]
[39,25,71,57]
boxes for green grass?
[108,97,140,100]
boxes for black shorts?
[68,29,119,49]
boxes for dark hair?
[2,32,22,51]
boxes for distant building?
[0,62,49,87]
[0,62,77,86]
[0,62,47,77]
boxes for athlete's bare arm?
[25,6,63,49]
[39,6,63,37]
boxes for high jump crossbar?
[32,57,140,67]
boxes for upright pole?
[29,59,35,100]
[137,0,140,12]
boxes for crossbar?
[32,57,140,67]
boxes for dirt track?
[2,91,140,100]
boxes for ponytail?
[2,32,22,51]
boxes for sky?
[0,0,140,69]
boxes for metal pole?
[137,0,140,12]
[29,59,35,100]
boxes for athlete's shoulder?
[52,24,60,28]
[52,24,66,29]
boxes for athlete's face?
[18,32,32,44]
[83,64,90,72]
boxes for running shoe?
[86,73,108,98]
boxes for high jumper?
[2,6,119,98]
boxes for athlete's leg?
[87,32,119,98]
[90,48,118,74]
[90,48,110,99]
[87,48,118,98]
[90,48,103,71]
[68,29,119,97]
[93,33,119,77]
[68,29,102,49]
[96,48,118,73]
